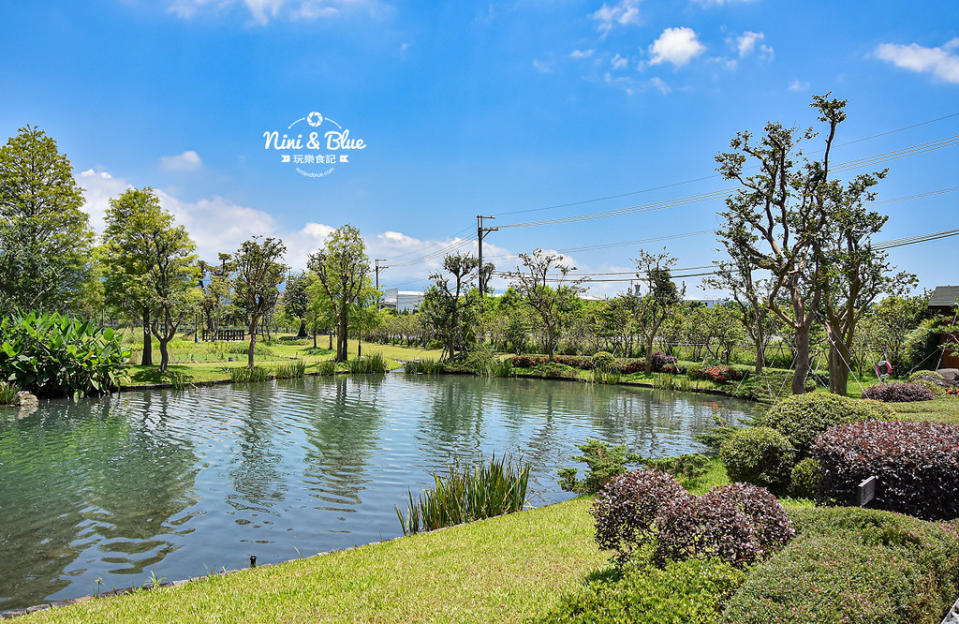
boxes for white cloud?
[875,39,959,83]
[532,59,553,73]
[691,0,757,6]
[570,49,595,59]
[648,27,705,68]
[77,169,132,233]
[736,30,773,60]
[649,76,671,94]
[168,0,381,24]
[159,150,203,172]
[591,0,641,35]
[788,79,810,92]
[610,53,628,69]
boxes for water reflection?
[0,374,757,610]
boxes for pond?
[0,374,759,610]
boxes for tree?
[102,188,200,372]
[0,125,94,312]
[817,186,916,395]
[871,293,929,372]
[198,253,234,338]
[282,271,311,338]
[627,249,684,372]
[305,274,336,350]
[420,252,479,361]
[509,249,583,358]
[705,254,777,375]
[715,95,846,394]
[308,225,370,362]
[233,236,287,368]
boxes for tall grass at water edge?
[396,455,531,536]
[346,353,387,374]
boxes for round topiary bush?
[861,382,936,403]
[790,457,822,499]
[655,483,793,568]
[813,420,959,520]
[591,351,615,372]
[720,427,796,491]
[911,378,945,397]
[761,393,894,457]
[592,469,691,563]
[908,369,946,385]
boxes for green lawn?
[891,396,959,424]
[22,497,605,624]
[120,336,443,387]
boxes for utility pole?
[477,215,498,299]
[374,259,389,309]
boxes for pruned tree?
[715,95,846,394]
[233,236,287,368]
[420,252,479,361]
[627,248,685,371]
[509,249,583,359]
[817,192,916,394]
[308,225,370,362]
[198,253,234,338]
[0,125,94,313]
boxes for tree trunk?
[297,319,307,338]
[754,339,764,375]
[141,307,153,366]
[336,313,348,362]
[248,315,259,368]
[159,338,170,373]
[828,338,851,397]
[313,328,317,349]
[792,325,811,395]
[644,336,656,372]
[328,330,333,351]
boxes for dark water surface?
[0,374,759,609]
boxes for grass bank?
[21,497,605,624]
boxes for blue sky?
[1,0,957,296]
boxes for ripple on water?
[0,374,758,610]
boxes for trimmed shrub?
[689,365,748,384]
[913,378,946,397]
[862,381,936,402]
[650,351,678,373]
[592,469,691,563]
[720,427,796,491]
[614,358,645,374]
[761,392,893,457]
[655,484,793,568]
[721,506,959,624]
[908,369,946,385]
[591,351,615,372]
[789,457,822,499]
[813,420,959,520]
[535,557,746,624]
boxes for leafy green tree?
[308,225,370,362]
[102,187,200,372]
[0,125,94,312]
[233,236,288,368]
[350,277,381,357]
[627,249,684,371]
[305,274,336,350]
[715,95,844,394]
[871,293,930,372]
[198,253,234,337]
[509,249,583,358]
[282,271,311,338]
[420,252,480,361]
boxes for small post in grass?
[250,554,257,568]
[858,476,877,507]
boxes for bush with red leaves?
[689,365,748,384]
[592,469,691,563]
[655,483,793,568]
[861,381,935,402]
[650,351,679,373]
[813,420,959,520]
[593,471,793,568]
[615,358,646,374]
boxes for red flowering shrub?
[812,420,959,520]
[689,365,747,384]
[509,355,549,368]
[655,484,793,568]
[861,381,935,402]
[554,355,594,369]
[592,469,691,563]
[615,358,646,374]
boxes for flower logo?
[306,111,324,127]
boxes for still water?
[0,374,758,609]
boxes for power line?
[496,135,959,229]
[495,111,959,217]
